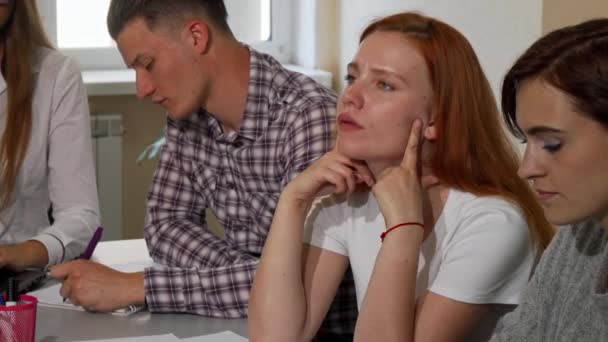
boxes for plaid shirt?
[142,48,357,333]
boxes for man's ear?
[184,20,210,54]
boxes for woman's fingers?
[323,162,357,195]
[330,153,375,187]
[350,160,375,187]
[400,119,423,171]
[293,148,372,200]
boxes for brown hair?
[361,12,554,249]
[502,18,608,139]
[107,0,231,40]
[0,0,53,209]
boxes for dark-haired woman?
[490,18,608,342]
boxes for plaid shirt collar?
[201,47,276,143]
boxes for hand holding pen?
[59,227,103,302]
[50,226,147,312]
[49,259,146,312]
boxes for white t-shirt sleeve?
[429,198,535,305]
[303,196,348,257]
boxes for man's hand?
[0,241,49,271]
[50,260,146,312]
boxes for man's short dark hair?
[107,0,230,40]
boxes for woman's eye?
[377,81,394,91]
[543,142,562,153]
[541,137,563,153]
[344,74,356,85]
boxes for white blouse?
[0,47,99,266]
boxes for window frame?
[37,0,293,70]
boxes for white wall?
[337,0,543,97]
[226,0,266,43]
[543,0,608,34]
[292,0,317,68]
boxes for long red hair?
[361,12,553,249]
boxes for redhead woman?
[249,12,552,342]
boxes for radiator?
[91,114,123,241]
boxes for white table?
[36,306,247,341]
[34,239,248,341]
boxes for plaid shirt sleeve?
[282,102,335,185]
[142,130,259,317]
[142,100,338,318]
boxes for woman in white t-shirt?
[249,12,553,342]
[0,0,99,270]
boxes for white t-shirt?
[304,189,535,341]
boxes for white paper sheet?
[71,332,247,342]
[73,333,180,342]
[90,239,152,265]
[179,331,248,342]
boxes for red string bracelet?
[380,222,424,242]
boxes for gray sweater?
[490,220,608,341]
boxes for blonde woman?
[0,0,99,270]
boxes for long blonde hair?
[0,0,53,209]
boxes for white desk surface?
[35,239,248,341]
[90,239,151,265]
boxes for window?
[37,0,292,70]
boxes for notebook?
[0,268,46,295]
[28,282,144,315]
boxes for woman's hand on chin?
[283,149,375,206]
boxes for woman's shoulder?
[33,47,80,80]
[525,221,607,297]
[439,189,530,248]
[446,189,525,221]
[553,221,608,258]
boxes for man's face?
[116,18,208,120]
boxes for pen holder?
[0,294,37,342]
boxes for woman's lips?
[337,113,363,131]
[536,189,558,202]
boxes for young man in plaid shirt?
[51,0,356,338]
